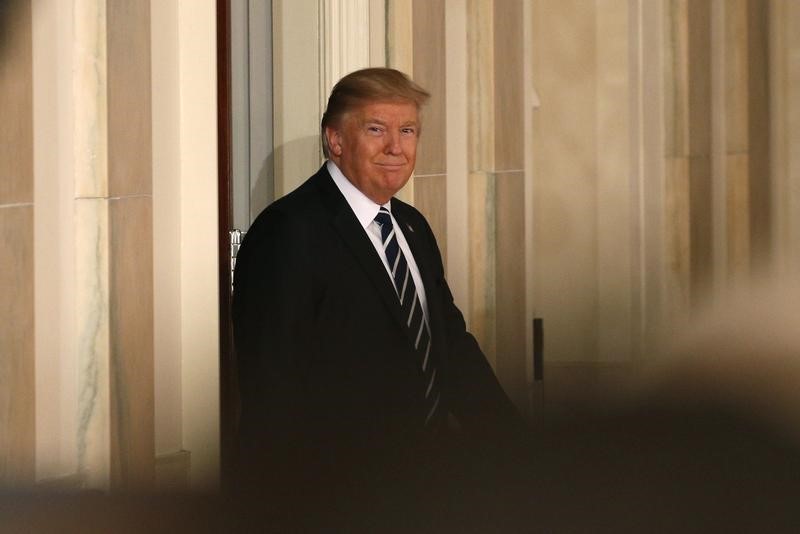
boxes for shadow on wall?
[269,135,322,202]
[249,149,273,223]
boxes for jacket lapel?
[312,168,409,335]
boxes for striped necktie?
[374,207,440,426]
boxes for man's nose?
[384,131,402,154]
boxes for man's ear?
[325,126,343,157]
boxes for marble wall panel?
[789,1,800,272]
[73,0,108,198]
[109,197,154,490]
[727,153,750,282]
[495,172,526,403]
[387,0,413,74]
[107,0,152,197]
[493,0,523,171]
[106,1,154,488]
[664,0,690,157]
[75,198,110,489]
[665,0,714,307]
[531,0,595,183]
[791,1,800,170]
[746,0,771,268]
[0,206,35,486]
[725,0,749,153]
[468,172,496,368]
[0,0,33,205]
[689,154,713,303]
[412,0,446,175]
[413,174,447,264]
[532,170,599,363]
[532,0,598,363]
[466,0,495,171]
[596,0,632,363]
[687,0,712,156]
[664,157,691,323]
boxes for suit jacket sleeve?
[414,212,524,439]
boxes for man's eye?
[401,128,417,136]
[367,126,384,134]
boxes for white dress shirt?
[327,160,429,323]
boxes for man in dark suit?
[232,68,522,497]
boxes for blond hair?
[320,68,430,158]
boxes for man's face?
[326,99,420,205]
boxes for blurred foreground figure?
[7,282,800,529]
[643,275,800,445]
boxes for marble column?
[72,0,154,490]
[73,0,111,489]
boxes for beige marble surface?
[74,198,110,489]
[413,0,446,175]
[0,0,33,205]
[0,206,35,486]
[687,0,711,156]
[727,153,750,283]
[664,0,690,157]
[106,0,155,489]
[690,155,713,304]
[725,0,749,154]
[495,171,526,403]
[491,0,525,396]
[468,171,496,368]
[596,0,632,363]
[387,0,414,204]
[493,0,523,171]
[0,0,34,488]
[58,0,156,491]
[107,0,152,198]
[532,0,600,363]
[109,197,154,490]
[664,157,691,325]
[745,0,771,271]
[32,0,81,485]
[73,0,108,198]
[786,1,800,273]
[467,0,495,171]
[413,174,447,264]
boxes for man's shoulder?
[241,166,335,251]
[273,166,331,210]
[252,166,332,221]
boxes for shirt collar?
[327,160,390,229]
